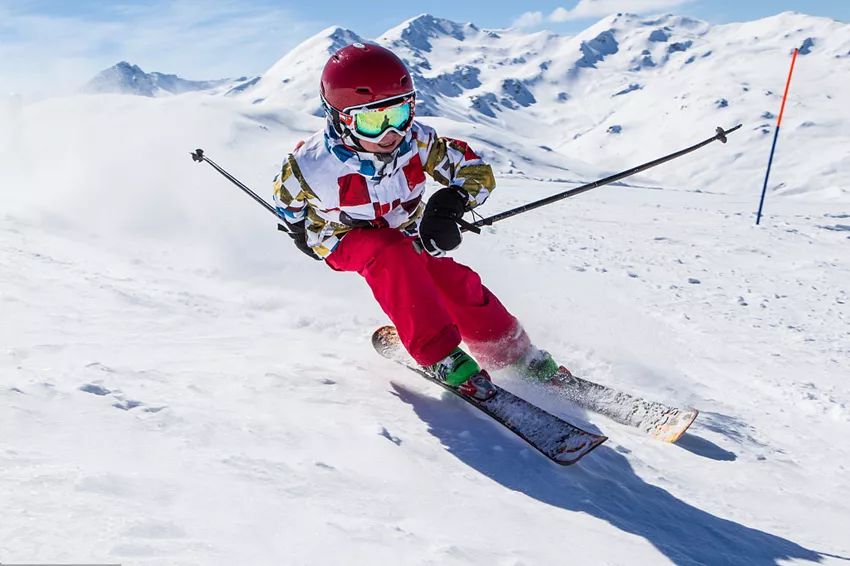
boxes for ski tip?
[372,325,396,337]
[553,434,608,465]
[371,325,397,345]
[654,408,699,443]
[372,325,402,361]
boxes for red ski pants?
[326,228,530,367]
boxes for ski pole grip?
[717,124,743,144]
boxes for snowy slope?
[2,9,850,566]
[2,168,849,565]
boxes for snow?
[2,9,850,566]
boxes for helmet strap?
[322,101,367,151]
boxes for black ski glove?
[280,220,322,261]
[418,185,469,257]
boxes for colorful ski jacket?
[272,121,495,258]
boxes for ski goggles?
[331,92,416,142]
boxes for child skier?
[273,42,557,396]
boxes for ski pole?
[461,124,742,233]
[190,148,290,232]
[756,48,798,226]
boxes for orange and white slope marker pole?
[756,48,799,225]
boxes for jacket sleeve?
[423,135,496,208]
[273,153,342,257]
[272,155,310,225]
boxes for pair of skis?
[372,326,698,466]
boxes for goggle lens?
[353,103,412,137]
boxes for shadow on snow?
[390,382,825,566]
[675,432,737,461]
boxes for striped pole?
[756,48,799,225]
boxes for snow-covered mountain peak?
[558,12,711,76]
[573,11,710,46]
[230,25,366,109]
[601,11,704,28]
[264,24,364,70]
[383,13,481,52]
[318,25,365,52]
[85,61,159,96]
[84,61,239,96]
[114,60,141,73]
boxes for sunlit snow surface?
[2,11,849,566]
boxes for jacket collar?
[323,123,417,181]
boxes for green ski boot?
[513,347,560,383]
[428,347,495,400]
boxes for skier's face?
[359,131,403,155]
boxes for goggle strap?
[342,91,415,114]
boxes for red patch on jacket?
[445,138,479,161]
[401,195,422,214]
[402,154,426,190]
[373,198,401,218]
[338,174,371,207]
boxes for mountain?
[83,61,253,96]
[81,13,850,200]
[229,11,848,199]
[378,14,563,119]
[224,26,366,111]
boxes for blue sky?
[1,0,848,98]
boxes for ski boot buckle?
[458,372,497,401]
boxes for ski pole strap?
[456,217,481,234]
[463,124,742,232]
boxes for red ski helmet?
[320,43,415,144]
[320,42,414,112]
